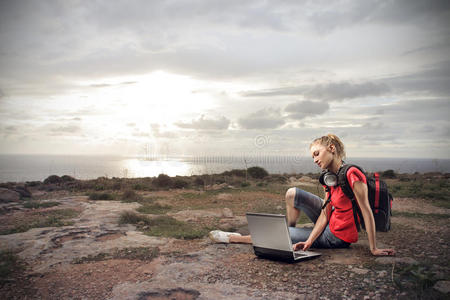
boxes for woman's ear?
[328,144,335,153]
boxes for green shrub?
[221,169,246,177]
[241,181,250,187]
[381,169,396,179]
[88,192,115,200]
[23,201,60,209]
[121,190,143,202]
[153,174,173,188]
[194,177,204,186]
[119,212,207,239]
[0,209,79,235]
[112,182,122,190]
[61,175,76,182]
[173,178,189,189]
[0,250,23,281]
[137,203,172,214]
[247,166,269,179]
[44,175,63,184]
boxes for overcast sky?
[0,0,449,159]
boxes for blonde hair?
[310,134,346,161]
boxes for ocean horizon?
[0,154,449,183]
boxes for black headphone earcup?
[319,171,326,185]
[320,171,338,186]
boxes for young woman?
[209,134,396,256]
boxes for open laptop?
[246,212,321,263]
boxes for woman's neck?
[328,159,343,174]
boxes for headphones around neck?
[319,164,345,187]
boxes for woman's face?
[310,142,334,170]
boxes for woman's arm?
[353,181,396,256]
[292,205,328,251]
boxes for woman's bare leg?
[286,187,300,227]
[229,235,252,244]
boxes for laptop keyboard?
[293,251,308,258]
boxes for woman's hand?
[293,240,312,251]
[371,248,396,256]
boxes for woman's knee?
[285,187,297,205]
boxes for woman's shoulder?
[346,166,367,187]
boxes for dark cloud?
[175,115,230,130]
[237,108,285,129]
[383,61,450,96]
[90,83,111,88]
[308,0,450,33]
[285,100,329,120]
[242,81,390,101]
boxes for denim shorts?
[289,188,350,249]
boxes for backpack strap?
[374,172,380,213]
[337,164,366,232]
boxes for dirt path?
[0,191,449,299]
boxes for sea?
[0,154,449,183]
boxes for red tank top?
[326,167,367,243]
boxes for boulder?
[0,188,21,202]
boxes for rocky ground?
[0,181,449,299]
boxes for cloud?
[175,115,230,130]
[383,61,450,96]
[285,100,329,120]
[307,0,450,34]
[49,125,82,134]
[237,108,285,129]
[150,123,178,138]
[242,81,390,101]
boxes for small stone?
[377,270,387,278]
[351,267,370,275]
[222,207,234,218]
[434,280,450,294]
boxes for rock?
[434,281,450,294]
[299,176,313,182]
[216,193,232,201]
[375,257,418,265]
[0,188,21,202]
[377,270,387,278]
[222,208,233,218]
[208,183,228,190]
[351,267,369,275]
[14,186,32,198]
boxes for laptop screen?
[246,213,293,252]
